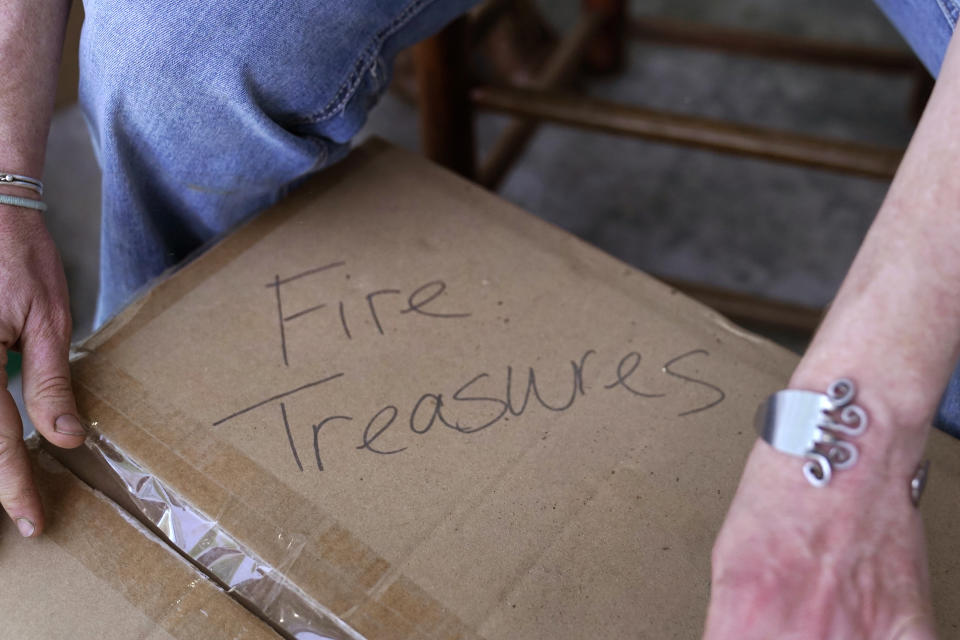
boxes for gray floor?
[20,0,917,414]
[364,0,914,325]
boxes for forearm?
[0,0,81,541]
[705,18,960,640]
[0,0,71,180]
[790,27,960,474]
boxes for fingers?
[0,381,43,537]
[20,314,85,450]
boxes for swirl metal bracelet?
[755,378,867,487]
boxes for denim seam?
[937,0,960,29]
[290,0,431,126]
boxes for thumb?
[20,316,85,449]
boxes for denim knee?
[874,0,957,76]
[79,0,479,325]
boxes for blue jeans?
[81,0,960,435]
[875,0,960,435]
[874,0,958,75]
[80,0,478,327]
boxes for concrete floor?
[13,0,918,429]
[364,0,915,328]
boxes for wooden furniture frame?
[413,0,930,336]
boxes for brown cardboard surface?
[0,444,279,640]
[66,139,960,638]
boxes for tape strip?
[85,430,367,640]
[28,442,278,640]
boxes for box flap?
[0,443,280,640]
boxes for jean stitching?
[937,0,960,28]
[290,0,431,125]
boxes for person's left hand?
[703,442,937,640]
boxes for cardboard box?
[0,442,279,640]
[44,139,960,637]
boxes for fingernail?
[54,415,86,436]
[16,517,35,537]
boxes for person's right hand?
[704,441,937,640]
[0,204,86,538]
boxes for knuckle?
[28,374,74,404]
[20,296,71,343]
[0,483,33,512]
[0,432,24,469]
[49,313,71,339]
[35,306,71,342]
[0,436,36,512]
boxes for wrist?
[0,174,47,224]
[756,363,931,495]
[792,352,938,429]
[0,187,42,201]
[746,436,919,503]
[0,202,47,241]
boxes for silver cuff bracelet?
[755,378,867,487]
[756,378,931,505]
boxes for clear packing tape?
[82,430,366,640]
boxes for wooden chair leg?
[582,0,627,74]
[413,17,476,179]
